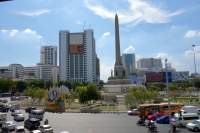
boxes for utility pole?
[192,45,197,75]
[192,44,200,100]
[165,58,170,115]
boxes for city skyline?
[0,0,200,81]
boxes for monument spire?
[114,13,125,79]
[115,14,122,66]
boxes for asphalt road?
[7,111,194,133]
[0,95,192,133]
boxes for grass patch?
[98,105,117,112]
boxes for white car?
[39,124,53,133]
[128,109,139,115]
[14,113,25,121]
[11,110,21,116]
[176,113,199,127]
[186,119,200,132]
[15,126,25,133]
[30,130,42,133]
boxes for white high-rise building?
[0,66,12,79]
[9,64,24,80]
[24,67,39,80]
[37,63,58,82]
[137,58,162,72]
[0,64,24,80]
[59,29,98,83]
[23,65,58,82]
[40,46,57,66]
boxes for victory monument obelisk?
[114,14,125,79]
[107,14,130,85]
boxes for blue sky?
[0,0,200,81]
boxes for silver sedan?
[186,119,200,132]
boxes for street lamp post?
[192,45,197,75]
[165,59,170,116]
[192,44,200,99]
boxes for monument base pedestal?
[107,78,130,85]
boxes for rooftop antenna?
[83,21,86,31]
[89,24,91,29]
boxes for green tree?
[86,84,100,102]
[34,88,47,103]
[23,88,34,98]
[0,78,16,93]
[75,84,100,104]
[125,86,159,107]
[169,83,177,91]
[24,87,47,105]
[148,85,160,91]
[75,86,88,104]
[64,92,74,108]
[16,81,27,92]
[28,80,45,88]
[146,83,166,91]
[194,78,200,89]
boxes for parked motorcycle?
[137,119,145,126]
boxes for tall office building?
[96,57,100,83]
[59,29,98,83]
[40,46,57,66]
[137,58,162,72]
[122,53,136,76]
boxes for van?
[29,109,44,120]
[181,105,198,114]
[176,113,199,127]
[24,118,40,130]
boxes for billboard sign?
[146,72,172,83]
[146,72,163,82]
[69,44,83,54]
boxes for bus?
[29,109,45,121]
[139,103,183,117]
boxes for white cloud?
[0,28,42,40]
[76,20,83,25]
[100,63,113,82]
[184,50,193,57]
[16,9,50,17]
[9,29,19,37]
[103,32,111,36]
[85,0,115,19]
[85,0,183,25]
[135,54,142,61]
[0,28,45,66]
[184,47,200,59]
[155,52,188,71]
[155,52,168,60]
[123,45,135,53]
[97,32,111,48]
[185,30,200,38]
